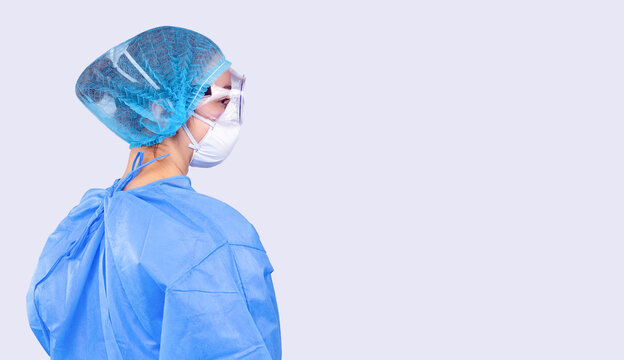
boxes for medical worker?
[25,26,281,359]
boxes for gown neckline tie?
[111,151,171,194]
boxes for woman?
[25,26,281,359]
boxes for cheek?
[196,101,227,118]
[194,123,211,143]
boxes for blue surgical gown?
[26,152,282,359]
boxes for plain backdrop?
[1,0,622,359]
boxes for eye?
[221,97,230,106]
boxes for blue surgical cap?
[75,26,232,148]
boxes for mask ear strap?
[182,123,200,151]
[192,112,216,128]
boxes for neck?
[121,136,193,181]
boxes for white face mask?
[181,68,246,168]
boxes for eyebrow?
[223,84,232,89]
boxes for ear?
[151,101,164,119]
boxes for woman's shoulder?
[188,192,266,252]
[110,183,266,252]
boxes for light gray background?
[1,0,622,359]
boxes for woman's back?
[26,156,281,359]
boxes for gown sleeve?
[158,243,274,360]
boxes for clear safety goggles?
[192,67,246,127]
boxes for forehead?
[212,69,232,88]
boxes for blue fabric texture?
[26,151,282,359]
[75,26,232,148]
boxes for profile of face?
[187,69,233,141]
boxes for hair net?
[75,26,232,148]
